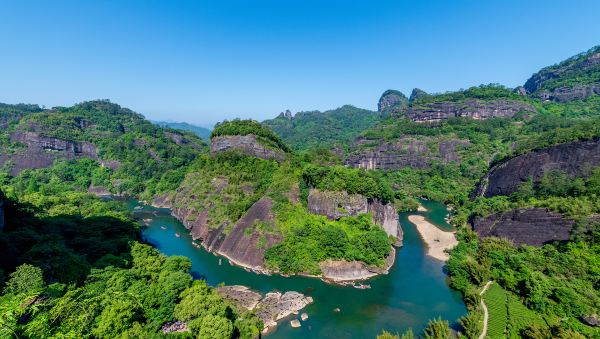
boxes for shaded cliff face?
[472,208,574,246]
[307,189,403,245]
[378,90,408,113]
[210,135,285,161]
[169,194,281,270]
[477,139,600,197]
[524,46,600,102]
[406,99,535,122]
[345,137,470,170]
[0,131,98,175]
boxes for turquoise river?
[133,199,466,338]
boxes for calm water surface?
[133,199,466,338]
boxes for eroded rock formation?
[406,99,535,122]
[477,139,600,197]
[210,135,285,161]
[378,90,408,112]
[319,247,395,281]
[524,47,600,102]
[0,131,98,175]
[217,285,313,334]
[345,137,470,170]
[169,194,281,271]
[471,208,574,246]
[307,189,403,245]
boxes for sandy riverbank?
[407,215,457,261]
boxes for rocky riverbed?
[216,285,313,334]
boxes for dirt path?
[478,281,493,339]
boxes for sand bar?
[407,215,457,261]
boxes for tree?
[459,312,481,339]
[423,317,452,339]
[3,264,45,295]
[197,314,233,339]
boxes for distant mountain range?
[152,120,212,139]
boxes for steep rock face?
[406,99,535,122]
[472,208,574,246]
[319,247,395,281]
[378,90,408,112]
[409,88,429,102]
[307,189,403,245]
[534,84,600,102]
[345,137,469,170]
[0,131,98,175]
[170,196,281,270]
[210,135,285,161]
[524,48,600,95]
[477,139,600,197]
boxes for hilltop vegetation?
[0,100,206,198]
[262,105,382,151]
[211,119,291,152]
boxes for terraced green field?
[483,283,551,338]
[483,283,508,338]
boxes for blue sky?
[1,1,599,126]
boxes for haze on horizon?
[1,0,599,127]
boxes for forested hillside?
[262,105,383,151]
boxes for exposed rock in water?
[405,99,535,122]
[320,247,395,282]
[301,313,308,321]
[345,137,470,170]
[307,189,403,246]
[217,286,313,334]
[216,285,262,310]
[476,139,600,197]
[0,131,98,175]
[160,321,189,333]
[290,319,301,328]
[378,90,408,113]
[471,208,574,246]
[210,134,285,161]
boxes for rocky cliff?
[319,247,395,282]
[345,137,470,170]
[472,208,574,246]
[405,99,535,122]
[0,131,98,175]
[307,189,403,245]
[477,139,600,197]
[210,135,285,161]
[168,194,281,271]
[378,90,408,113]
[524,46,600,102]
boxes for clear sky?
[1,0,599,127]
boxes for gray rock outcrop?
[217,286,313,334]
[477,139,600,197]
[170,195,281,271]
[471,208,574,246]
[378,90,408,112]
[210,135,285,161]
[345,138,470,170]
[0,131,98,175]
[307,189,402,245]
[406,99,535,122]
[319,247,395,281]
